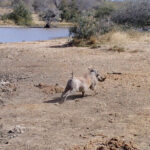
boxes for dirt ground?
[0,38,150,150]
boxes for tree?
[112,0,150,27]
[59,0,79,21]
[32,0,46,12]
[95,2,115,19]
[9,2,32,25]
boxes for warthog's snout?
[97,75,106,82]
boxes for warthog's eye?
[96,74,100,77]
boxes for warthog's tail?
[71,71,74,79]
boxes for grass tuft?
[108,45,125,52]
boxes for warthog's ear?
[98,76,106,82]
[88,67,94,72]
[88,67,92,71]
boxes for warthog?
[61,68,104,103]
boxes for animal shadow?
[44,94,88,104]
[49,43,69,48]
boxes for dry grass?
[52,22,74,27]
[32,14,74,27]
[0,7,12,15]
[108,45,125,52]
[69,36,101,48]
[98,30,150,45]
[0,19,15,26]
[95,30,150,52]
[31,13,45,27]
[127,30,150,42]
[70,30,150,51]
[0,1,11,7]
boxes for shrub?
[69,1,116,41]
[1,14,9,21]
[94,2,116,35]
[59,0,80,22]
[112,0,150,27]
[69,13,98,39]
[97,18,114,35]
[108,45,125,53]
[8,2,32,25]
[32,0,46,12]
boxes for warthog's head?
[88,68,106,82]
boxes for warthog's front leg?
[90,85,98,96]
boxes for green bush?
[59,0,79,22]
[69,13,98,39]
[8,3,32,25]
[69,7,114,40]
[97,19,114,35]
[1,14,9,21]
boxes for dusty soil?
[0,39,150,150]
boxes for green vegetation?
[59,0,79,22]
[112,0,150,27]
[69,13,97,39]
[69,0,150,47]
[95,2,115,19]
[0,0,150,39]
[1,2,32,26]
[69,2,115,42]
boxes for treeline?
[69,0,150,43]
[0,0,150,39]
[0,0,104,26]
[0,0,103,12]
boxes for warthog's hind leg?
[82,91,85,97]
[60,89,75,103]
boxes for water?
[0,27,69,43]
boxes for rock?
[0,80,10,86]
[7,125,26,139]
[12,125,26,134]
[0,125,24,144]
